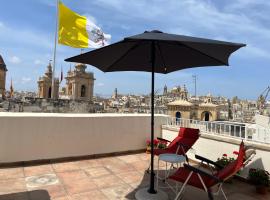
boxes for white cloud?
[34,59,44,65]
[97,82,105,87]
[240,45,270,59]
[92,0,270,61]
[0,21,52,49]
[21,77,32,84]
[9,56,21,64]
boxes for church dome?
[199,102,218,107]
[168,99,193,106]
[0,55,7,71]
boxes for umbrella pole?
[135,41,168,200]
[149,41,156,194]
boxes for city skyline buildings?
[0,0,270,99]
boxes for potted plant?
[216,153,236,183]
[216,154,235,169]
[249,168,270,194]
[157,140,167,149]
[146,139,159,153]
[146,139,167,153]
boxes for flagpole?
[52,0,59,99]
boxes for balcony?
[0,113,270,199]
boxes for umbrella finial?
[144,30,163,33]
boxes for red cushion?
[153,148,175,156]
[167,135,182,149]
[179,127,200,139]
[161,128,199,155]
[170,167,214,189]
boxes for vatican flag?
[58,1,111,48]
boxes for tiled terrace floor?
[0,153,269,200]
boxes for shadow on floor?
[0,190,50,200]
[125,169,175,200]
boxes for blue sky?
[0,0,270,99]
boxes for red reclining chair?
[147,127,200,172]
[169,141,246,200]
[155,127,200,157]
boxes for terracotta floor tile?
[0,153,269,200]
[116,171,144,184]
[92,175,125,189]
[98,157,125,166]
[117,154,141,163]
[63,178,97,195]
[0,178,26,195]
[129,179,149,189]
[57,170,88,183]
[86,159,103,168]
[52,162,80,173]
[129,160,149,171]
[71,190,108,200]
[52,196,70,200]
[84,167,111,178]
[101,185,134,200]
[0,167,24,179]
[137,153,151,161]
[24,165,53,177]
[105,163,135,174]
[28,184,67,199]
[73,160,93,170]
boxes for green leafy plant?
[146,139,167,152]
[157,140,167,149]
[216,154,235,168]
[249,168,270,186]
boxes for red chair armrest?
[157,137,171,143]
[184,164,222,183]
[195,155,223,170]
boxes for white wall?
[162,127,270,178]
[255,114,270,129]
[0,113,167,163]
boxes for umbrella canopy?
[65,30,245,198]
[65,30,245,73]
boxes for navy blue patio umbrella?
[65,30,245,199]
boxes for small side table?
[157,153,186,189]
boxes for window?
[81,85,86,97]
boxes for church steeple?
[163,84,167,95]
[45,62,52,78]
[10,78,14,98]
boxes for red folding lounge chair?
[147,127,200,172]
[169,141,246,200]
[155,127,200,156]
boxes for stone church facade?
[38,62,94,102]
[37,62,59,99]
[167,87,219,122]
[65,63,95,101]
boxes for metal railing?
[164,117,270,144]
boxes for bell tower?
[37,62,59,99]
[0,55,7,97]
[65,63,95,101]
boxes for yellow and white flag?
[58,1,111,48]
